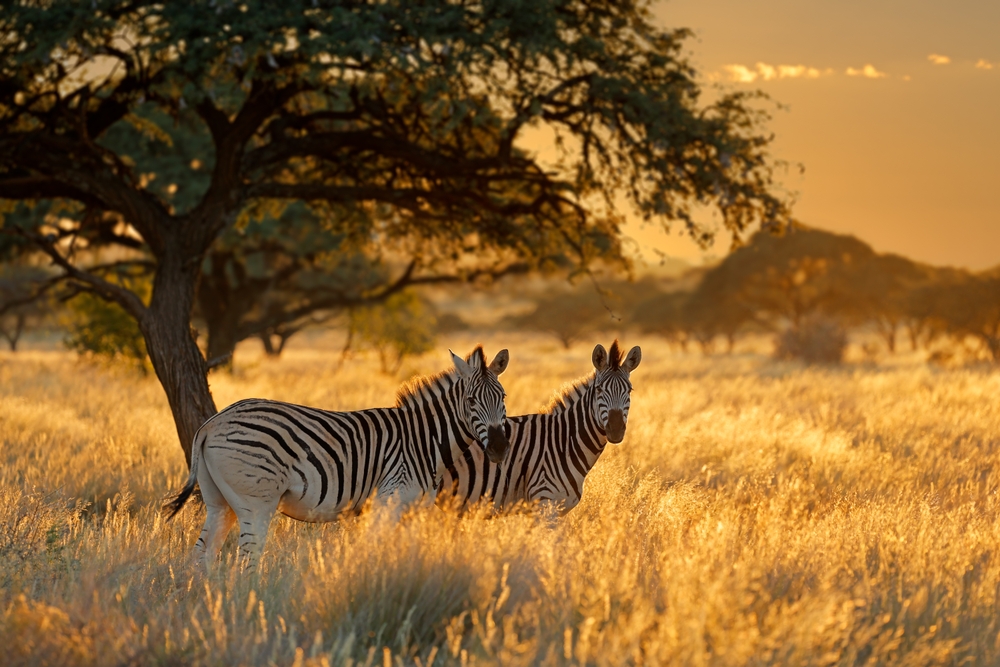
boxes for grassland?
[2,334,1000,666]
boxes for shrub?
[349,291,437,374]
[774,316,848,364]
[64,292,149,373]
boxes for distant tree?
[912,275,1000,363]
[692,225,877,338]
[0,265,53,351]
[826,253,934,354]
[195,202,386,367]
[631,290,691,350]
[507,286,615,349]
[900,265,969,352]
[773,315,847,364]
[0,0,788,463]
[682,284,755,354]
[348,291,436,375]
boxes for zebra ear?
[488,349,509,375]
[450,349,474,380]
[622,346,642,373]
[592,344,608,371]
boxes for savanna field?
[3,334,1000,666]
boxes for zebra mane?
[395,367,459,408]
[543,340,622,413]
[608,339,624,370]
[543,372,596,414]
[393,346,485,407]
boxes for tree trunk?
[142,257,218,467]
[198,263,253,371]
[1,313,25,351]
[906,321,925,351]
[986,327,1000,364]
[259,332,277,356]
[877,319,897,354]
[275,333,292,355]
[205,317,239,370]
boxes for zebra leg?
[199,504,236,565]
[192,455,237,565]
[201,442,286,572]
[234,505,275,572]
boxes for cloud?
[720,62,833,83]
[846,64,887,78]
[721,64,759,83]
[778,65,828,79]
[976,59,995,70]
[928,54,951,65]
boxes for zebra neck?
[397,369,472,485]
[556,384,607,477]
[444,378,479,448]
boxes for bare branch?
[206,352,233,370]
[0,274,61,318]
[7,228,148,321]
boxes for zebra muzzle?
[485,425,510,464]
[606,409,626,444]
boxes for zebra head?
[591,340,642,444]
[450,346,511,463]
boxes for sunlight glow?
[928,53,951,65]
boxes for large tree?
[691,225,877,333]
[0,0,788,464]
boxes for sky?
[619,0,1000,270]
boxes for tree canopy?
[0,0,789,462]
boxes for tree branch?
[244,181,570,222]
[85,46,148,139]
[0,176,103,207]
[8,228,148,321]
[0,275,61,318]
[243,130,529,177]
[187,79,306,252]
[206,352,233,370]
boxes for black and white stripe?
[438,340,641,515]
[164,346,510,569]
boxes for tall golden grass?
[2,335,999,666]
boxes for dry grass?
[2,335,1000,666]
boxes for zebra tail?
[162,425,207,520]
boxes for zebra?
[437,340,641,515]
[163,346,510,570]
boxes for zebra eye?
[467,397,477,406]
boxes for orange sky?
[616,0,1000,270]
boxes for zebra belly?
[277,492,358,522]
[276,467,379,522]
